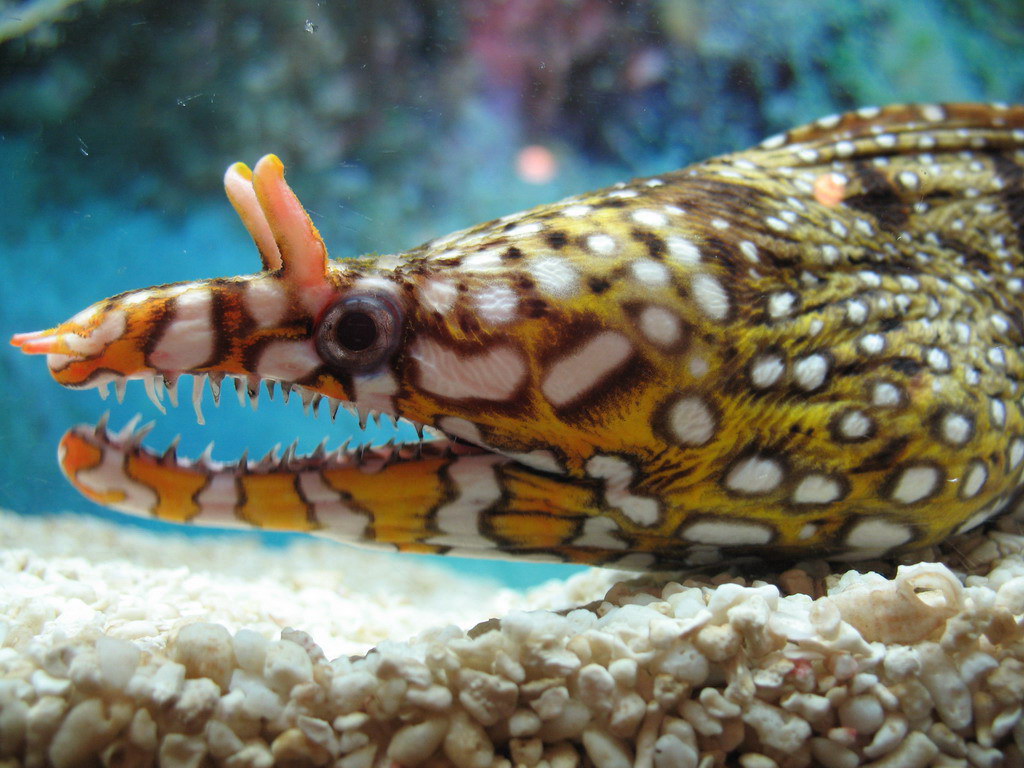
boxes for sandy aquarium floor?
[2,508,1024,767]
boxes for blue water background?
[2,0,1022,586]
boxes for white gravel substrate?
[2,508,1024,768]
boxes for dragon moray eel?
[12,103,1024,568]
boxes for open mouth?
[51,367,481,481]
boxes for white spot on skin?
[1010,439,1024,470]
[352,370,399,413]
[541,332,633,408]
[437,416,482,444]
[711,218,730,230]
[530,256,579,298]
[587,234,617,256]
[792,474,842,504]
[257,340,322,381]
[192,474,243,527]
[688,356,709,378]
[411,340,527,401]
[666,236,701,265]
[61,308,128,359]
[768,292,797,319]
[793,354,828,391]
[607,189,638,199]
[503,449,563,474]
[574,516,628,551]
[858,334,885,355]
[765,216,789,232]
[955,499,1004,536]
[898,171,920,190]
[838,410,873,440]
[639,306,682,347]
[872,381,902,407]
[859,271,882,287]
[992,399,1007,428]
[692,273,729,321]
[419,279,459,314]
[845,519,913,550]
[631,209,668,227]
[244,280,288,329]
[988,347,1007,367]
[798,523,818,540]
[890,465,941,504]
[750,355,785,388]
[941,412,972,446]
[684,520,771,546]
[631,259,671,286]
[121,290,155,307]
[562,204,592,218]
[666,395,715,446]
[725,454,783,495]
[586,455,660,527]
[428,455,507,548]
[505,222,543,238]
[461,249,503,270]
[927,348,951,372]
[75,441,158,515]
[474,283,519,325]
[151,290,214,370]
[739,241,759,262]
[961,461,987,499]
[846,300,868,325]
[299,472,369,539]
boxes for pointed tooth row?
[93,372,384,429]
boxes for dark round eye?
[315,292,403,373]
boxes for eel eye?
[315,293,403,373]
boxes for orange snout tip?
[10,331,57,353]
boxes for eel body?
[13,103,1024,568]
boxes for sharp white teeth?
[281,382,293,404]
[310,394,322,417]
[162,435,181,465]
[115,379,127,404]
[328,397,340,421]
[198,441,218,468]
[94,411,111,436]
[97,381,110,401]
[357,409,376,430]
[234,377,247,408]
[143,375,167,415]
[209,375,223,406]
[281,439,299,466]
[265,380,277,400]
[422,426,444,440]
[116,414,144,442]
[126,420,156,448]
[300,387,315,415]
[192,374,208,426]
[248,377,261,410]
[164,375,179,408]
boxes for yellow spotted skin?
[14,104,1024,568]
